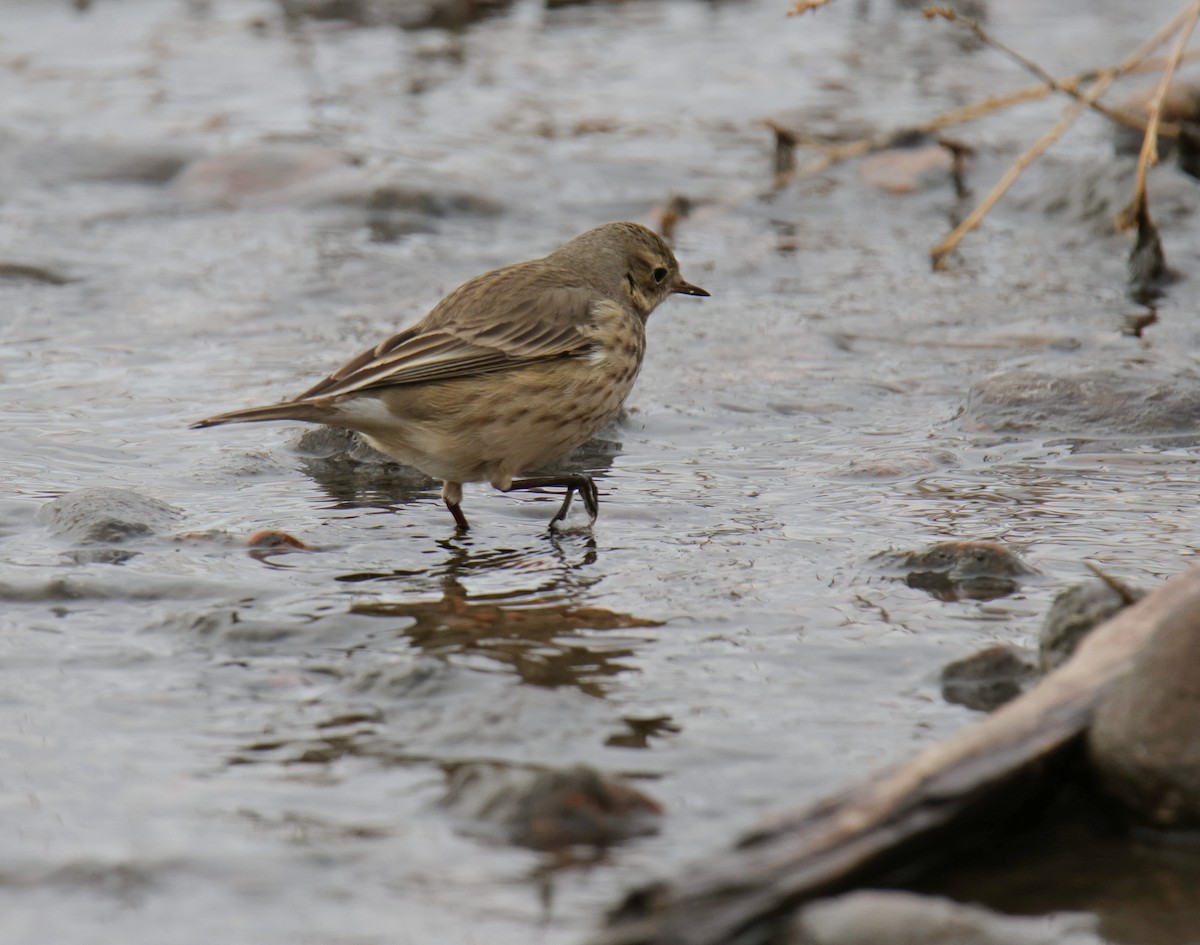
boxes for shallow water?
[2,0,1200,942]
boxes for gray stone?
[942,644,1037,712]
[786,891,1101,945]
[963,367,1200,437]
[15,137,198,185]
[880,540,1035,602]
[37,488,181,544]
[441,762,662,850]
[1040,578,1141,672]
[169,145,358,207]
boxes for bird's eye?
[652,267,669,284]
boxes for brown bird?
[192,222,709,530]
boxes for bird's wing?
[295,267,599,400]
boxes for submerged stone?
[941,644,1037,712]
[441,762,663,851]
[170,144,358,207]
[880,540,1035,602]
[37,488,181,544]
[963,367,1200,437]
[859,145,954,195]
[1112,80,1200,160]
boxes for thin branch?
[1117,1,1200,231]
[923,6,1163,135]
[787,0,834,14]
[770,49,1200,190]
[929,1,1200,269]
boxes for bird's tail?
[190,400,329,430]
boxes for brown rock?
[1113,80,1200,157]
[1087,586,1200,826]
[442,762,663,851]
[880,540,1035,602]
[859,146,953,195]
[170,145,356,207]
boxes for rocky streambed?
[3,1,1200,943]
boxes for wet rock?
[881,540,1035,602]
[175,527,314,552]
[1088,586,1200,827]
[37,488,181,544]
[294,425,397,464]
[169,145,359,207]
[962,366,1200,438]
[365,212,437,244]
[835,453,947,479]
[1039,577,1142,672]
[785,890,1102,945]
[293,0,515,31]
[1112,80,1200,159]
[441,762,663,851]
[307,174,503,218]
[170,147,502,234]
[246,529,313,551]
[14,137,198,185]
[294,426,434,507]
[859,145,954,195]
[941,644,1036,712]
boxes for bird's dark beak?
[672,277,710,297]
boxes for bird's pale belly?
[349,349,643,487]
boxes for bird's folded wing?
[295,284,597,400]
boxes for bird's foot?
[505,475,599,530]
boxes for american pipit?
[193,221,709,530]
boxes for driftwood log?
[593,566,1200,945]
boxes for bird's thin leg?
[442,481,469,531]
[504,475,600,527]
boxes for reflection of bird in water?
[338,527,602,593]
[336,527,667,695]
[350,580,660,696]
[193,222,708,530]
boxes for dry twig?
[786,0,834,15]
[1117,2,1200,231]
[929,2,1200,269]
[923,6,1163,135]
[770,50,1200,190]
